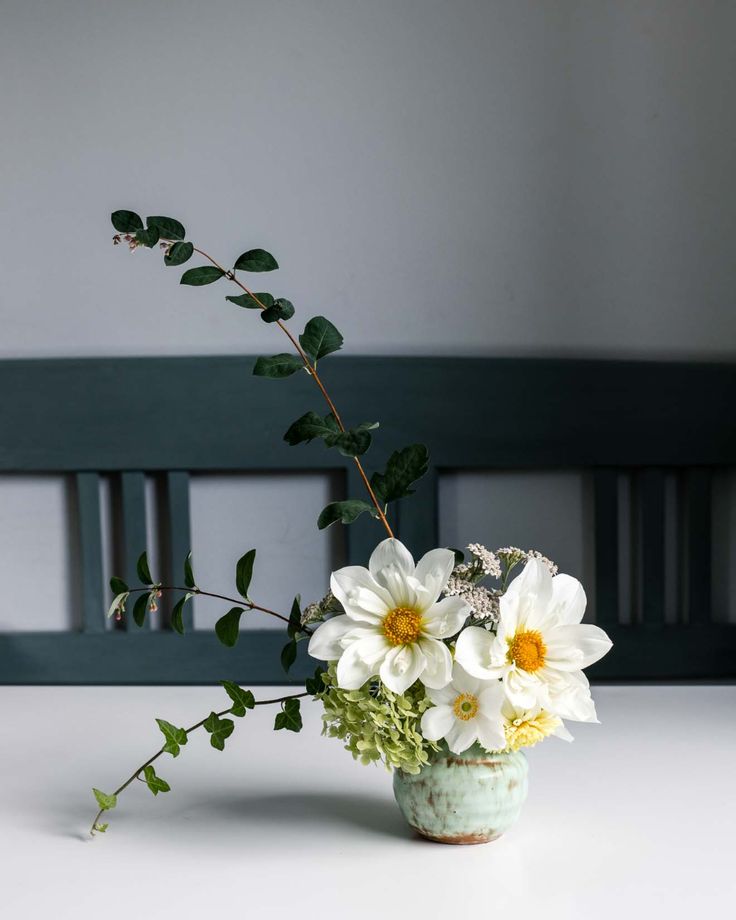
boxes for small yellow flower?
[502,700,573,751]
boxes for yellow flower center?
[504,710,561,751]
[508,629,547,672]
[453,693,479,721]
[382,607,423,646]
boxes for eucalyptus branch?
[170,240,393,537]
[90,691,310,836]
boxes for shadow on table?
[203,790,409,841]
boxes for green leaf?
[317,499,375,529]
[93,788,117,811]
[164,241,194,266]
[215,607,245,648]
[203,711,235,750]
[170,593,193,635]
[449,547,465,566]
[235,549,256,599]
[135,226,160,248]
[253,354,304,379]
[274,698,302,732]
[234,249,279,272]
[110,576,129,596]
[298,316,343,362]
[287,595,302,639]
[283,410,340,447]
[147,215,186,241]
[305,665,326,695]
[370,444,430,504]
[132,592,149,628]
[136,552,153,585]
[180,265,225,286]
[261,298,294,323]
[93,823,109,833]
[225,292,273,309]
[281,639,297,673]
[183,552,196,589]
[221,680,255,717]
[156,718,189,757]
[332,427,373,458]
[111,210,143,233]
[142,764,171,796]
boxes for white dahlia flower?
[454,557,612,721]
[308,538,470,695]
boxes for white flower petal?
[553,720,575,742]
[544,669,599,722]
[478,682,505,721]
[475,714,506,753]
[422,595,471,639]
[420,704,455,741]
[307,615,354,661]
[427,683,456,706]
[335,634,390,689]
[417,637,453,689]
[502,557,554,631]
[550,573,587,624]
[449,662,483,696]
[413,548,455,609]
[503,668,546,710]
[368,538,416,606]
[445,719,478,755]
[454,626,504,679]
[330,566,392,623]
[379,643,426,695]
[546,623,613,670]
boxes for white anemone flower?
[454,557,612,721]
[308,538,470,695]
[420,664,506,755]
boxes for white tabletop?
[2,684,734,919]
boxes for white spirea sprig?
[466,543,502,578]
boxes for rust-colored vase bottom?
[413,829,502,845]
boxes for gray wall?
[1,1,734,630]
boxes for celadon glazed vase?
[392,744,528,844]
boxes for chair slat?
[165,471,193,631]
[396,468,438,561]
[685,468,712,624]
[594,470,619,625]
[639,469,666,624]
[345,465,385,565]
[76,472,105,634]
[120,471,148,631]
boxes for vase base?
[412,828,502,845]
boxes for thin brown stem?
[185,243,394,538]
[90,691,310,835]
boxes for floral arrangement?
[91,210,613,837]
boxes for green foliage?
[299,316,343,362]
[286,596,302,639]
[274,698,302,732]
[234,249,278,272]
[204,712,235,750]
[305,665,326,696]
[111,210,143,233]
[147,215,185,241]
[281,639,297,674]
[183,552,196,589]
[215,607,245,647]
[226,291,273,309]
[221,681,255,717]
[136,552,153,585]
[261,298,295,323]
[135,226,160,248]
[142,764,171,796]
[235,549,256,599]
[132,592,149,628]
[284,412,377,458]
[93,823,109,833]
[317,500,376,530]
[110,576,128,596]
[93,788,117,811]
[331,425,376,458]
[180,265,225,286]
[253,354,304,378]
[371,444,429,505]
[317,665,439,773]
[171,593,193,635]
[156,718,188,757]
[164,241,194,266]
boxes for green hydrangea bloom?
[316,664,439,774]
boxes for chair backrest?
[1,355,734,683]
